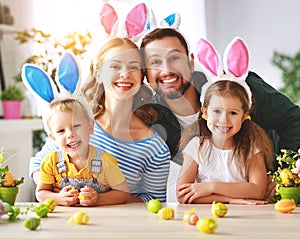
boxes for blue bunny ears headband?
[22,51,93,134]
[99,1,181,43]
[197,37,252,108]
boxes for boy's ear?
[89,120,95,134]
[49,133,55,141]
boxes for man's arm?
[246,71,300,155]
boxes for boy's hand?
[79,186,98,206]
[57,185,79,206]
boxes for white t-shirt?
[174,111,200,129]
[183,137,253,183]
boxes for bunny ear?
[146,8,157,31]
[22,64,57,103]
[99,3,118,37]
[197,38,223,78]
[56,51,80,96]
[124,3,148,42]
[160,13,181,29]
[223,37,249,79]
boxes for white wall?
[1,0,299,106]
[206,0,300,90]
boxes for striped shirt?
[30,120,171,202]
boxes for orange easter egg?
[2,171,14,187]
[275,199,296,213]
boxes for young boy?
[36,98,130,206]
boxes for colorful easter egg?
[23,217,41,230]
[275,199,296,213]
[78,194,91,200]
[146,199,162,213]
[0,200,11,217]
[32,203,49,218]
[68,210,89,225]
[157,206,174,220]
[43,198,56,213]
[196,217,218,234]
[2,171,14,187]
[183,208,199,225]
[211,201,228,217]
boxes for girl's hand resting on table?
[229,198,268,205]
[177,183,212,204]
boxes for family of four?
[23,28,300,207]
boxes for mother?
[30,38,171,202]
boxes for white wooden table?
[1,202,299,239]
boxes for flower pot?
[1,101,22,119]
[278,186,300,204]
[0,186,19,205]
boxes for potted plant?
[271,50,300,104]
[0,148,24,205]
[0,83,25,119]
[270,148,300,204]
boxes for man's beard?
[156,80,191,99]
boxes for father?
[140,28,300,169]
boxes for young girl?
[176,37,274,204]
[37,98,130,206]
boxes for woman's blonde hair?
[81,37,157,123]
[180,80,274,177]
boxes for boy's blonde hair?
[45,98,92,134]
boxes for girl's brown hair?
[180,80,274,177]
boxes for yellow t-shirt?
[40,145,126,190]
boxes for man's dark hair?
[140,28,189,66]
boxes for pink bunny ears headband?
[197,37,252,108]
[21,51,93,133]
[99,2,181,42]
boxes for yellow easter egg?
[43,198,56,213]
[68,210,89,225]
[211,201,228,217]
[196,217,218,234]
[157,206,174,220]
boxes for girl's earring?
[201,114,206,120]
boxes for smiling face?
[143,36,193,99]
[202,93,247,149]
[96,46,142,101]
[48,101,94,159]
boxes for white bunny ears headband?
[99,1,181,42]
[22,51,93,133]
[197,37,252,108]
